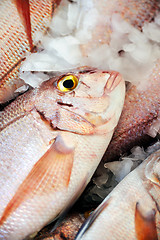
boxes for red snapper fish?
[0,69,125,240]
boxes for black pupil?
[63,79,74,89]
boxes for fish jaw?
[0,69,125,239]
[75,150,160,240]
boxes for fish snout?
[104,71,123,93]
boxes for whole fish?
[0,68,125,240]
[75,148,160,240]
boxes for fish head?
[35,68,125,135]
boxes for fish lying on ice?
[1,0,159,104]
[1,0,160,239]
[75,148,160,240]
[0,69,125,240]
[18,0,160,163]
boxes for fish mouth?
[103,71,123,93]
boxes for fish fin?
[135,202,158,240]
[14,0,33,50]
[75,197,111,240]
[0,135,74,225]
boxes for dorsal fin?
[14,0,33,50]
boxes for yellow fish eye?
[57,75,79,92]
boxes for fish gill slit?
[36,109,54,130]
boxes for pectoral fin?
[0,135,74,225]
[135,202,158,240]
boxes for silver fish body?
[0,69,125,240]
[76,148,160,240]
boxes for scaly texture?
[0,0,61,103]
[75,149,160,240]
[0,69,125,240]
[81,0,160,53]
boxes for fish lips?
[103,71,124,94]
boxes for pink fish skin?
[0,68,125,240]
